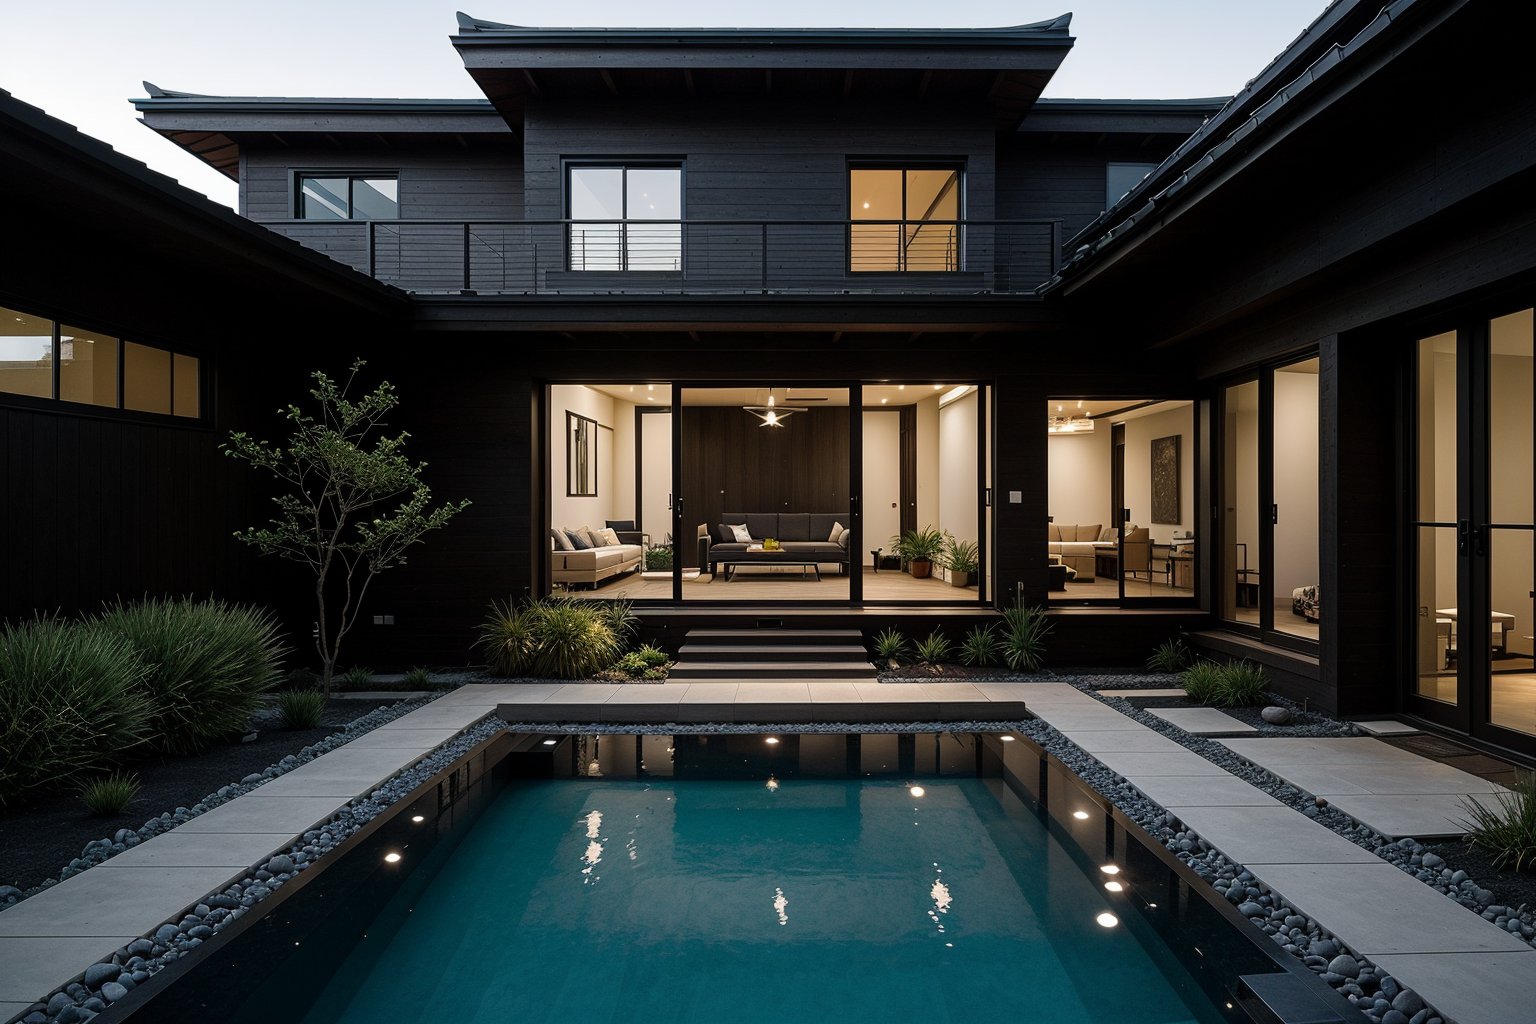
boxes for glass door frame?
[1404,301,1536,752]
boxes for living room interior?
[546,381,988,602]
[1046,398,1196,604]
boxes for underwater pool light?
[1100,864,1120,876]
[384,852,402,864]
[909,785,926,798]
[411,815,425,823]
[1104,881,1124,893]
[1096,912,1119,928]
[1072,810,1090,820]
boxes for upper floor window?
[0,303,200,419]
[1106,162,1156,210]
[298,175,399,220]
[567,164,682,271]
[849,165,963,271]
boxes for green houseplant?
[893,525,945,579]
[941,532,980,587]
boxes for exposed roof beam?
[268,132,288,148]
[521,68,544,98]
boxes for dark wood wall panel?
[996,139,1166,243]
[678,406,850,566]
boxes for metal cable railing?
[263,218,1062,296]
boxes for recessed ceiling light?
[765,737,780,745]
[1100,864,1120,876]
[647,384,655,391]
[647,396,654,402]
[1072,810,1090,820]
[862,201,870,209]
[1096,912,1119,928]
[384,852,402,864]
[881,398,888,404]
[909,785,925,798]
[410,815,425,823]
[1104,880,1124,892]
[898,384,905,390]
[933,384,943,391]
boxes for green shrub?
[477,597,622,680]
[959,623,1000,667]
[871,628,907,664]
[596,600,638,647]
[343,666,373,689]
[1000,605,1051,672]
[613,644,669,676]
[97,597,285,755]
[477,598,538,676]
[1216,660,1269,707]
[0,617,153,805]
[278,690,327,729]
[640,666,669,681]
[1459,773,1536,873]
[914,631,952,666]
[1146,638,1192,673]
[644,545,674,572]
[82,771,141,817]
[1181,661,1224,704]
[405,666,433,688]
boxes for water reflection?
[928,862,952,939]
[773,887,789,927]
[561,732,987,781]
[581,809,604,885]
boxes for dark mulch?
[1119,694,1344,731]
[0,698,398,892]
[1424,839,1536,910]
[878,663,1033,680]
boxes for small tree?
[223,360,469,692]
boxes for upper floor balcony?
[260,218,1061,297]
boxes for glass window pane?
[905,169,959,221]
[173,354,200,418]
[123,342,171,414]
[299,177,350,220]
[1106,162,1156,208]
[625,168,680,221]
[850,169,901,220]
[569,223,622,271]
[59,326,118,408]
[1417,331,1457,522]
[1223,381,1261,624]
[352,178,398,221]
[1488,308,1533,735]
[1273,358,1320,640]
[569,168,623,221]
[0,306,54,398]
[1416,527,1459,703]
[1490,309,1532,524]
[625,223,681,271]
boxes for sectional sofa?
[699,512,851,577]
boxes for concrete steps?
[672,627,876,683]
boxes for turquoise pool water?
[305,776,1221,1024]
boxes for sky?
[1,1,1331,209]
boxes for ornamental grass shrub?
[914,630,952,666]
[82,771,141,817]
[96,597,286,755]
[1459,773,1536,874]
[278,690,328,729]
[0,617,153,806]
[1146,638,1193,673]
[871,627,907,664]
[959,623,1001,668]
[1000,605,1051,672]
[1180,660,1225,704]
[477,597,619,680]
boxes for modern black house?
[2,0,1533,758]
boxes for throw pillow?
[829,521,845,543]
[566,528,593,550]
[729,524,752,543]
[598,527,621,546]
[836,527,850,549]
[550,527,573,551]
[715,523,736,544]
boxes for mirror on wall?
[567,411,598,497]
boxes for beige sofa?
[1048,522,1113,580]
[552,526,642,587]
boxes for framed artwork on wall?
[1151,434,1180,524]
[567,411,598,497]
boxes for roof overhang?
[131,85,513,179]
[1019,98,1228,137]
[451,12,1075,132]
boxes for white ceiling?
[581,383,963,407]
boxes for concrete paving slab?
[175,795,347,836]
[1169,806,1380,865]
[1219,737,1421,766]
[855,683,936,701]
[919,682,987,701]
[807,682,863,702]
[1097,687,1189,698]
[0,937,137,1005]
[680,682,738,702]
[96,831,292,870]
[1132,775,1284,808]
[974,682,1084,702]
[0,865,244,939]
[1304,762,1503,796]
[432,683,563,705]
[1353,720,1421,736]
[1253,862,1531,955]
[735,683,813,702]
[543,683,623,703]
[341,727,463,750]
[1066,730,1189,753]
[1367,951,1536,1024]
[1323,792,1508,840]
[605,684,689,704]
[1147,706,1258,735]
[1095,750,1231,777]
[375,707,491,730]
[2,1001,38,1020]
[1029,710,1147,731]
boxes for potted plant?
[941,533,980,587]
[643,542,674,574]
[893,525,945,579]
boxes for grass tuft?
[1146,638,1193,673]
[871,628,907,664]
[277,690,327,729]
[1181,660,1225,704]
[914,631,952,666]
[958,623,1000,668]
[1459,773,1536,874]
[1000,605,1051,673]
[81,771,141,817]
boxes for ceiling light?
[647,396,655,402]
[1100,865,1120,876]
[933,384,943,391]
[647,384,655,391]
[862,201,870,209]
[1104,880,1124,892]
[1096,912,1119,928]
[898,384,905,390]
[909,785,925,798]
[1072,810,1090,820]
[384,852,402,864]
[411,815,425,823]
[881,397,888,404]
[765,737,780,745]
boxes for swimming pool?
[117,732,1331,1024]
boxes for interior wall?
[1272,369,1320,599]
[549,384,615,531]
[639,409,673,544]
[863,411,902,564]
[1047,425,1112,527]
[1491,339,1533,658]
[1122,404,1194,542]
[938,390,979,581]
[916,395,940,532]
[612,396,637,528]
[1433,348,1457,612]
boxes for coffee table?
[719,547,822,582]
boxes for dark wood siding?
[996,139,1169,244]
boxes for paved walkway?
[0,691,501,1020]
[1004,682,1536,1024]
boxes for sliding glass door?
[1410,308,1536,746]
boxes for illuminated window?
[850,166,962,272]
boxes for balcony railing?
[263,218,1062,297]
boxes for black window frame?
[846,160,967,274]
[294,172,400,221]
[562,160,685,273]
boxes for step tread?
[684,628,863,639]
[661,677,884,687]
[678,645,866,656]
[672,660,874,671]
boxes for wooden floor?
[572,565,978,603]
[1417,660,1536,737]
[1052,575,1194,601]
